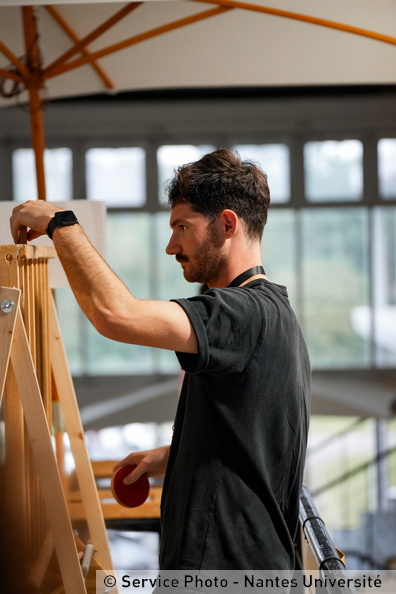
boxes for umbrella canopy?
[1,0,396,102]
[1,1,396,198]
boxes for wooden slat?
[69,497,161,521]
[0,262,28,577]
[0,287,28,584]
[30,530,54,589]
[11,308,86,594]
[0,244,56,265]
[17,245,57,260]
[49,293,114,572]
[0,287,21,406]
[24,258,36,364]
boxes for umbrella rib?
[43,2,142,79]
[0,40,30,80]
[0,67,22,83]
[195,0,396,47]
[44,6,233,81]
[44,5,114,90]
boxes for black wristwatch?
[46,210,79,239]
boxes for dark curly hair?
[166,148,270,241]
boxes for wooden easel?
[0,244,115,594]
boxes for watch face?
[57,210,78,224]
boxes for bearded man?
[10,148,311,571]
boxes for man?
[10,148,311,571]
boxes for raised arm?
[10,201,197,353]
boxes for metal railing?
[298,486,355,594]
[299,485,346,572]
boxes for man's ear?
[220,209,238,238]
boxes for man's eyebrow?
[170,218,188,228]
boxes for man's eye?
[179,225,187,231]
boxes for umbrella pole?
[27,87,47,202]
[22,7,46,202]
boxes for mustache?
[176,255,188,263]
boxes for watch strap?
[46,210,79,239]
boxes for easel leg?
[0,287,21,407]
[49,293,114,572]
[11,308,87,594]
[0,288,29,588]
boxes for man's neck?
[208,255,265,289]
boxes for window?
[12,148,72,202]
[378,139,396,199]
[153,211,202,373]
[371,207,396,366]
[86,147,146,207]
[261,209,297,307]
[52,140,394,373]
[57,213,156,375]
[157,145,215,203]
[233,144,290,203]
[301,208,370,368]
[55,288,84,375]
[304,140,363,202]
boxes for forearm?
[52,223,135,335]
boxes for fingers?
[10,200,61,244]
[9,207,22,244]
[113,452,141,471]
[10,202,42,244]
[113,452,151,485]
[27,228,44,242]
[113,446,170,485]
[123,465,147,485]
[113,454,142,484]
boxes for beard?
[178,223,227,285]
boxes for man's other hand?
[113,446,170,486]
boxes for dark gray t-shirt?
[159,279,311,570]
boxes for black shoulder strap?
[227,266,265,288]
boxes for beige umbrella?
[1,0,396,201]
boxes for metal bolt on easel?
[1,299,15,314]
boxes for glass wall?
[372,207,396,366]
[13,148,72,202]
[86,147,146,207]
[304,140,363,202]
[9,131,396,375]
[378,139,396,199]
[302,208,369,368]
[233,144,291,204]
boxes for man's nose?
[166,233,179,255]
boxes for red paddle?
[111,464,150,508]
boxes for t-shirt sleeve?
[171,288,264,375]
